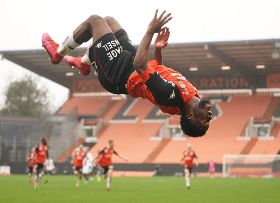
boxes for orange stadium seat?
[249,131,280,155]
[90,98,164,163]
[58,96,111,115]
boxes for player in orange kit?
[42,9,212,138]
[71,144,86,187]
[26,147,36,184]
[181,143,198,189]
[34,137,49,189]
[93,140,128,191]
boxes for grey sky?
[1,0,280,110]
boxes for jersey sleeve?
[35,145,39,153]
[99,148,105,154]
[140,67,185,109]
[193,152,198,158]
[114,149,118,155]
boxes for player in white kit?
[82,148,95,184]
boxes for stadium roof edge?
[1,38,280,53]
[1,38,280,90]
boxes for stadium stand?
[58,96,111,116]
[89,123,162,163]
[240,137,258,155]
[57,137,85,163]
[144,137,172,163]
[249,131,280,155]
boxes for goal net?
[222,155,280,178]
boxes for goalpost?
[222,154,280,178]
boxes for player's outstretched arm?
[133,9,172,75]
[118,154,128,161]
[153,28,170,65]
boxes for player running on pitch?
[26,147,36,184]
[34,137,49,189]
[93,140,128,191]
[181,143,198,189]
[42,9,212,137]
[71,144,86,187]
[82,147,94,184]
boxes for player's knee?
[104,16,115,24]
[87,15,104,24]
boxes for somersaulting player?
[42,9,212,137]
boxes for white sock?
[28,173,31,179]
[57,32,81,56]
[77,179,81,184]
[81,47,91,65]
[97,171,101,177]
[35,175,38,183]
[185,174,190,187]
[107,177,111,188]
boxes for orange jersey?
[35,144,48,164]
[182,150,197,168]
[28,152,37,167]
[74,151,86,168]
[127,60,200,115]
[99,147,118,167]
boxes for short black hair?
[109,140,114,144]
[180,114,207,138]
[40,137,47,145]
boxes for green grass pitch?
[0,175,279,203]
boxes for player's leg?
[96,165,102,182]
[76,169,82,187]
[104,16,136,56]
[83,173,89,184]
[184,167,190,188]
[28,167,32,184]
[42,14,112,65]
[106,168,113,190]
[34,165,42,189]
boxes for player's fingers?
[164,30,170,39]
[154,9,158,19]
[158,10,166,20]
[161,13,172,23]
[162,16,173,27]
[160,27,167,32]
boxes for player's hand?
[154,27,170,49]
[148,9,172,33]
[125,158,129,161]
[70,160,73,164]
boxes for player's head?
[40,137,47,145]
[31,147,35,152]
[84,147,89,153]
[180,99,212,137]
[79,144,84,151]
[187,143,192,150]
[109,140,114,148]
